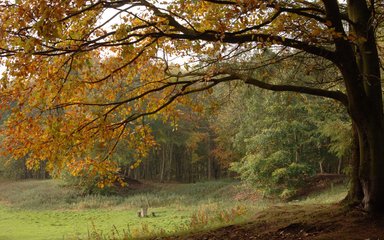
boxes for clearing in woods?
[0,179,263,239]
[0,177,380,240]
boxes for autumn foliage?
[1,0,384,212]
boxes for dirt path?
[155,204,384,240]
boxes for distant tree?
[213,83,348,198]
[133,108,224,183]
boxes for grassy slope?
[166,204,384,240]
[0,179,266,240]
[163,185,384,240]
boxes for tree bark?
[344,122,363,205]
[348,0,384,213]
[323,0,384,213]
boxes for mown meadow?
[0,178,347,240]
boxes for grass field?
[0,178,347,239]
[0,204,196,239]
[0,179,267,239]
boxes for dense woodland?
[0,77,351,198]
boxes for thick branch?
[123,2,336,62]
[153,32,336,62]
[166,71,348,106]
[228,73,348,106]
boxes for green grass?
[296,183,348,205]
[0,179,266,239]
[0,205,194,240]
[0,178,347,240]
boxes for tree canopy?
[1,0,384,213]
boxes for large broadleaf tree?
[1,0,384,213]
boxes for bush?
[59,171,119,195]
[231,151,314,197]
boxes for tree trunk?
[312,0,384,214]
[207,136,212,180]
[343,122,363,205]
[160,145,166,183]
[294,130,300,163]
[322,0,384,214]
[138,207,148,217]
[319,161,324,174]
[348,0,384,213]
[360,117,384,213]
[167,143,173,181]
[337,158,342,175]
[208,156,212,180]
